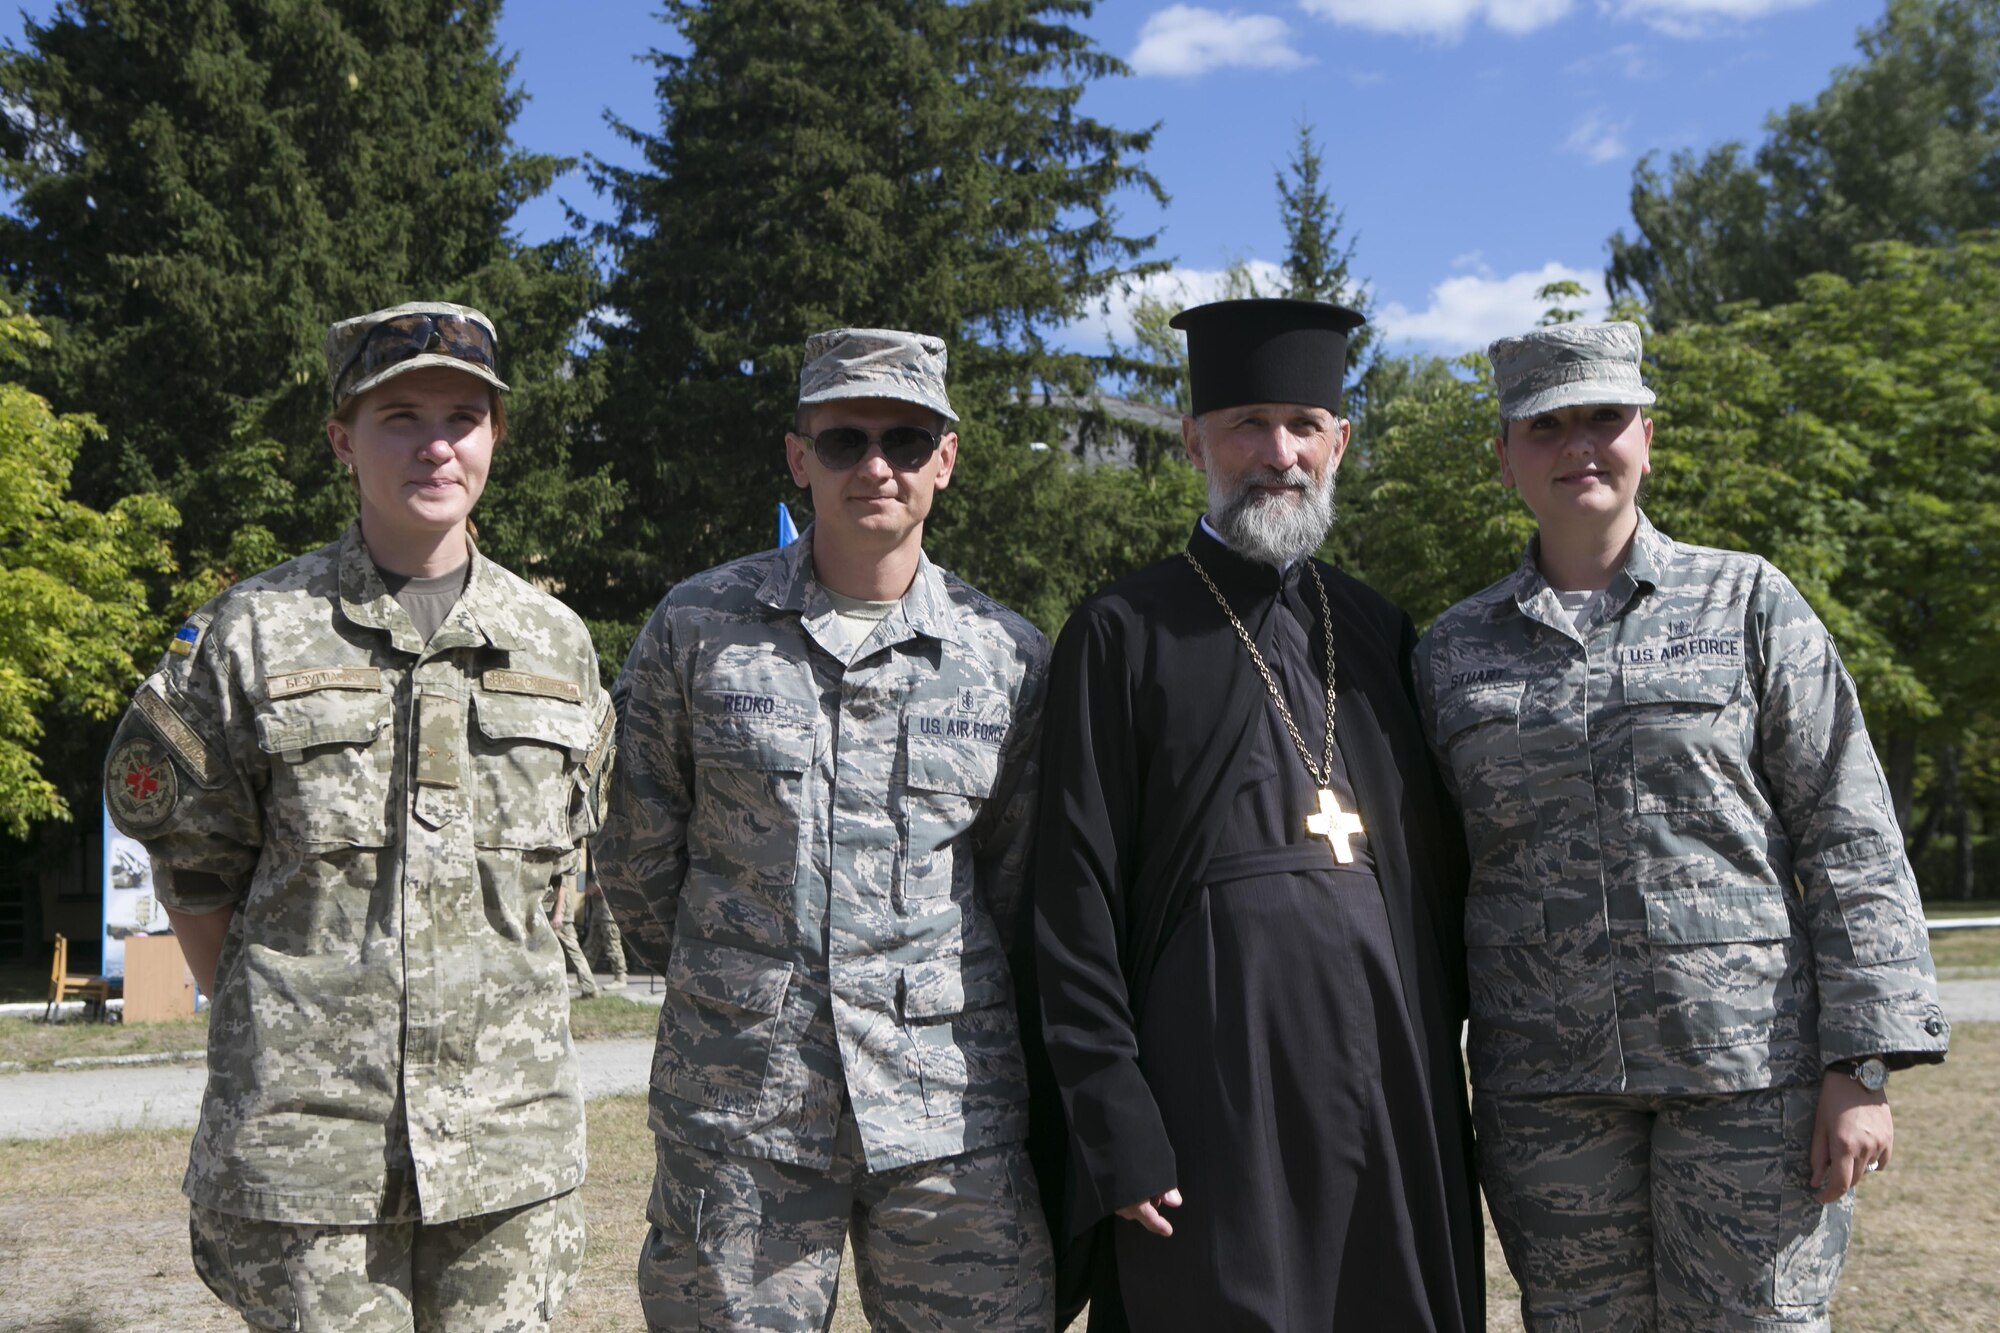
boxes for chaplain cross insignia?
[1305,788,1364,864]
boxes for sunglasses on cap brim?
[334,312,496,404]
[803,425,943,472]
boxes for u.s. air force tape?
[133,684,223,787]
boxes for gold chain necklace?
[1183,549,1365,863]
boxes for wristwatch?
[1831,1055,1889,1092]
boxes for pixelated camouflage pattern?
[554,896,601,999]
[1477,1087,1849,1329]
[324,300,508,409]
[636,1109,1053,1331]
[191,1188,585,1331]
[1414,513,1948,1095]
[595,529,1049,1173]
[581,877,629,982]
[104,524,613,1225]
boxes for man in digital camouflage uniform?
[104,301,613,1331]
[595,328,1056,1331]
[1414,321,1950,1329]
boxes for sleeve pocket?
[1817,834,1923,966]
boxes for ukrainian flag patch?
[168,623,201,656]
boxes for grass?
[1927,926,2000,977]
[0,1013,209,1071]
[0,992,659,1073]
[1922,899,2000,919]
[3,1026,1994,1332]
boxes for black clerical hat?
[1169,298,1366,417]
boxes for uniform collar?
[1508,508,1667,632]
[336,522,525,656]
[755,525,963,651]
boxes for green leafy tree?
[1341,354,1530,622]
[0,292,175,834]
[0,0,613,596]
[1606,0,2000,326]
[574,0,1165,637]
[1642,236,2000,891]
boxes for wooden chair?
[45,933,114,1022]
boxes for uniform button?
[1924,1015,1944,1036]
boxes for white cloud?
[1563,110,1631,164]
[1377,261,1607,352]
[1071,261,1290,349]
[1566,43,1657,78]
[1613,0,1822,38]
[1298,0,1575,39]
[1129,6,1313,77]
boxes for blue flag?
[778,503,799,547]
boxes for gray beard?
[1208,464,1336,567]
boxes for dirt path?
[0,1038,655,1140]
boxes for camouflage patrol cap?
[1488,320,1656,422]
[325,301,509,410]
[798,327,957,422]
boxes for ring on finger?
[1864,1160,1882,1173]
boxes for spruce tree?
[0,0,612,594]
[573,0,1165,638]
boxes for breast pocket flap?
[902,948,1012,1020]
[472,690,597,754]
[1645,888,1791,945]
[255,692,392,755]
[1436,682,1525,743]
[1624,663,1742,708]
[692,712,815,774]
[904,730,1002,797]
[666,939,795,1016]
[1464,893,1547,946]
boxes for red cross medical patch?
[107,736,179,830]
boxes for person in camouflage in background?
[1413,320,1950,1330]
[595,327,1055,1331]
[103,301,613,1332]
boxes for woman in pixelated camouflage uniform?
[1413,320,1947,1331]
[103,302,614,1332]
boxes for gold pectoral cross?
[1305,788,1365,864]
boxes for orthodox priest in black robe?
[1027,299,1482,1331]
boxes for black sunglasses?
[334,312,496,403]
[803,425,943,472]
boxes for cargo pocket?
[1463,893,1550,1041]
[638,1155,706,1331]
[471,690,597,851]
[690,711,815,890]
[1435,682,1530,825]
[1771,1084,1852,1310]
[902,948,1022,1118]
[254,690,395,848]
[189,1204,300,1331]
[660,939,795,1115]
[897,721,1001,909]
[1647,886,1793,1052]
[1626,664,1745,815]
[1818,834,1924,965]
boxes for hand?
[1116,1188,1183,1237]
[1810,1070,1893,1204]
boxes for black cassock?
[1023,523,1481,1332]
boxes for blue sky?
[6,0,1885,358]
